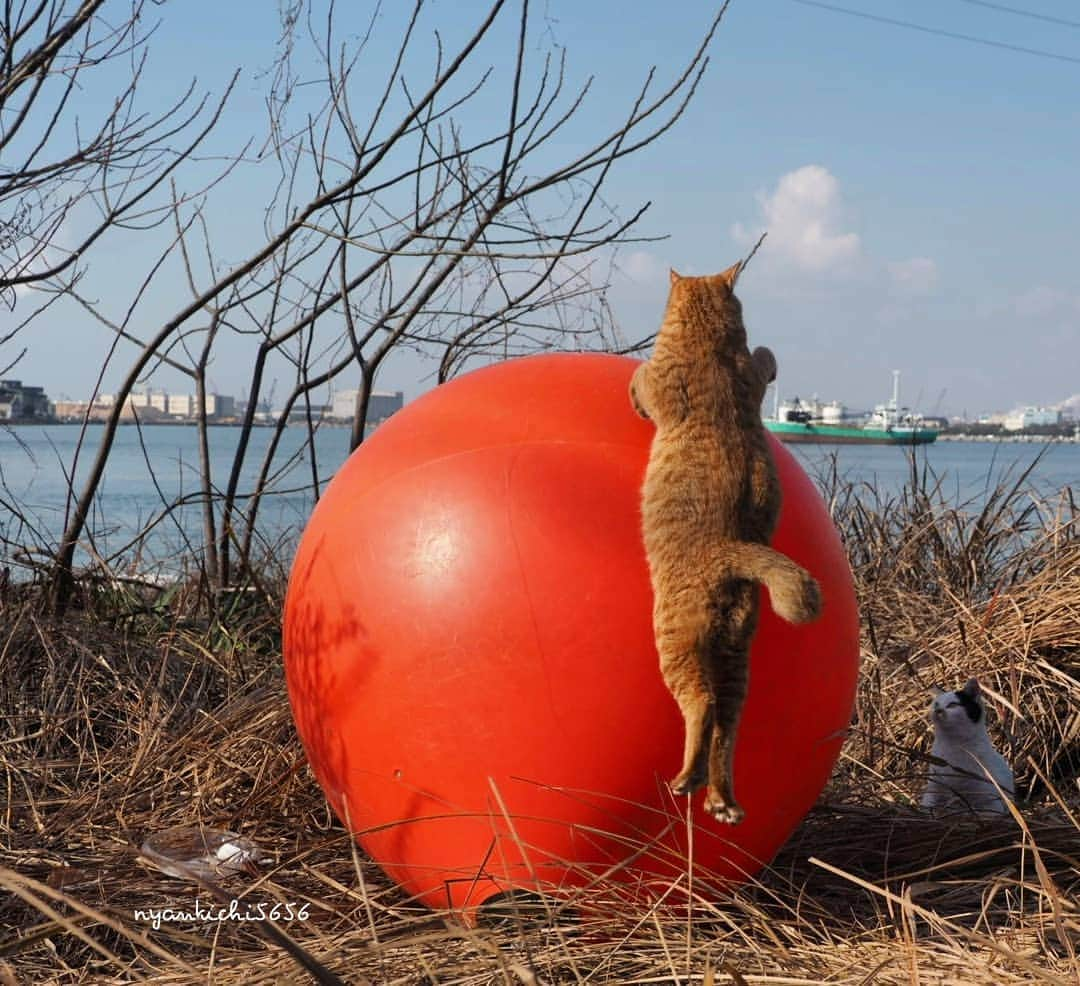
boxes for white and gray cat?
[921,678,1014,816]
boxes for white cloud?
[733,165,861,274]
[617,249,666,285]
[888,257,938,295]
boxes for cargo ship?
[764,371,938,445]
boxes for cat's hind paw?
[669,770,706,798]
[703,795,745,826]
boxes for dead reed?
[1,458,1077,984]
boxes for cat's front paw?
[629,364,652,419]
[703,795,745,826]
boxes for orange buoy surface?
[283,353,859,913]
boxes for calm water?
[1,423,1077,573]
[787,439,1078,504]
[0,423,350,571]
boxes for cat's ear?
[961,678,982,699]
[669,268,683,285]
[718,261,743,288]
[751,346,777,384]
[930,685,945,697]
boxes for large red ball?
[283,353,858,914]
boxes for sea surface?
[1,423,1077,574]
[786,438,1078,504]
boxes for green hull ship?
[764,418,938,445]
[764,370,939,446]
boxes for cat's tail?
[720,542,822,624]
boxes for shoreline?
[6,419,1079,443]
[936,432,1080,444]
[4,418,268,428]
[4,418,375,429]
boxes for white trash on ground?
[141,826,264,880]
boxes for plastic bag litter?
[141,825,264,880]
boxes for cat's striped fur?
[630,263,821,824]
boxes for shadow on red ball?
[283,353,859,916]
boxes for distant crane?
[262,379,278,420]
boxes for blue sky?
[9,0,1080,418]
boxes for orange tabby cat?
[630,263,821,824]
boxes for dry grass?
[1,460,1078,984]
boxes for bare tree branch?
[0,1,729,611]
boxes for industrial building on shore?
[29,383,403,427]
[51,390,237,423]
[0,380,51,421]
